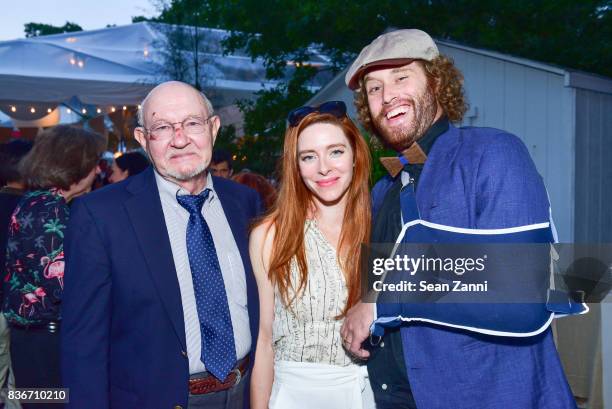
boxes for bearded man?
[340,29,577,409]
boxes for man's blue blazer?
[61,168,261,409]
[372,124,576,408]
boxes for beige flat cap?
[345,29,439,90]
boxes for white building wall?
[439,43,575,241]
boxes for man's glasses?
[144,115,214,141]
[287,100,347,127]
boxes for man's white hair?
[136,85,215,127]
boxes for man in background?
[209,149,234,178]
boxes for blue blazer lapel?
[123,168,187,350]
[213,179,260,347]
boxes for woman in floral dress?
[3,126,104,407]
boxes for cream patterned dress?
[269,220,375,409]
[272,219,352,365]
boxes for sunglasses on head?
[287,100,347,127]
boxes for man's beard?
[165,162,207,181]
[373,85,438,152]
[146,148,208,182]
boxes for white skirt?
[269,360,376,409]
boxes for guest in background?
[0,139,33,271]
[0,140,32,188]
[3,126,104,408]
[0,139,32,409]
[92,152,113,190]
[109,151,150,183]
[210,148,234,178]
[232,171,277,211]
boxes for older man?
[61,81,262,409]
[341,30,576,408]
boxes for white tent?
[0,22,329,116]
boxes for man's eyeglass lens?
[148,118,208,140]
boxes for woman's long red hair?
[256,112,371,317]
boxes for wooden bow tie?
[379,143,427,178]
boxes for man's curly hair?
[354,55,468,135]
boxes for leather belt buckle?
[188,356,249,395]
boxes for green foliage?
[201,0,611,77]
[229,66,318,176]
[366,133,397,185]
[24,22,83,37]
[155,0,611,176]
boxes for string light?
[70,58,76,65]
[77,60,84,68]
[137,104,141,110]
[122,105,127,111]
[10,106,16,112]
[111,106,116,112]
[96,108,102,114]
[47,108,52,113]
[66,108,72,114]
[82,108,87,114]
[30,107,36,113]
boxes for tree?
[132,16,155,23]
[152,23,217,91]
[154,0,611,177]
[24,22,83,37]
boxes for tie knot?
[176,189,211,215]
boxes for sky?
[0,0,157,41]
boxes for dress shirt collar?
[154,170,217,206]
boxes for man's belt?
[188,355,250,395]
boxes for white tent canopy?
[0,22,328,111]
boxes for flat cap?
[345,29,439,90]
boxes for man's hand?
[340,301,374,359]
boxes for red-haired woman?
[249,101,375,409]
